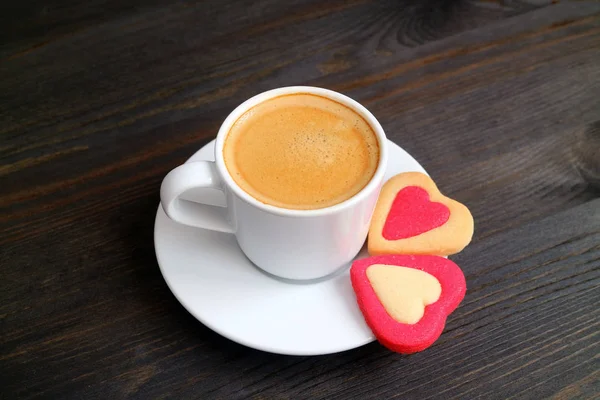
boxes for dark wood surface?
[2,1,600,398]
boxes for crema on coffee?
[223,93,380,210]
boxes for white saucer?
[154,139,427,355]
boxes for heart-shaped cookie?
[351,255,466,354]
[369,172,474,256]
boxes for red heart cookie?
[369,172,474,256]
[383,186,450,240]
[351,255,466,354]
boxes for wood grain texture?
[1,0,599,399]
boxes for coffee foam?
[223,93,380,210]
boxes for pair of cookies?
[351,172,474,354]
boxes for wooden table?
[2,1,599,398]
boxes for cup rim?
[214,86,389,217]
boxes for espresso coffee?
[223,93,380,210]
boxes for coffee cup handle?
[160,161,234,233]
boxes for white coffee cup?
[160,86,388,280]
